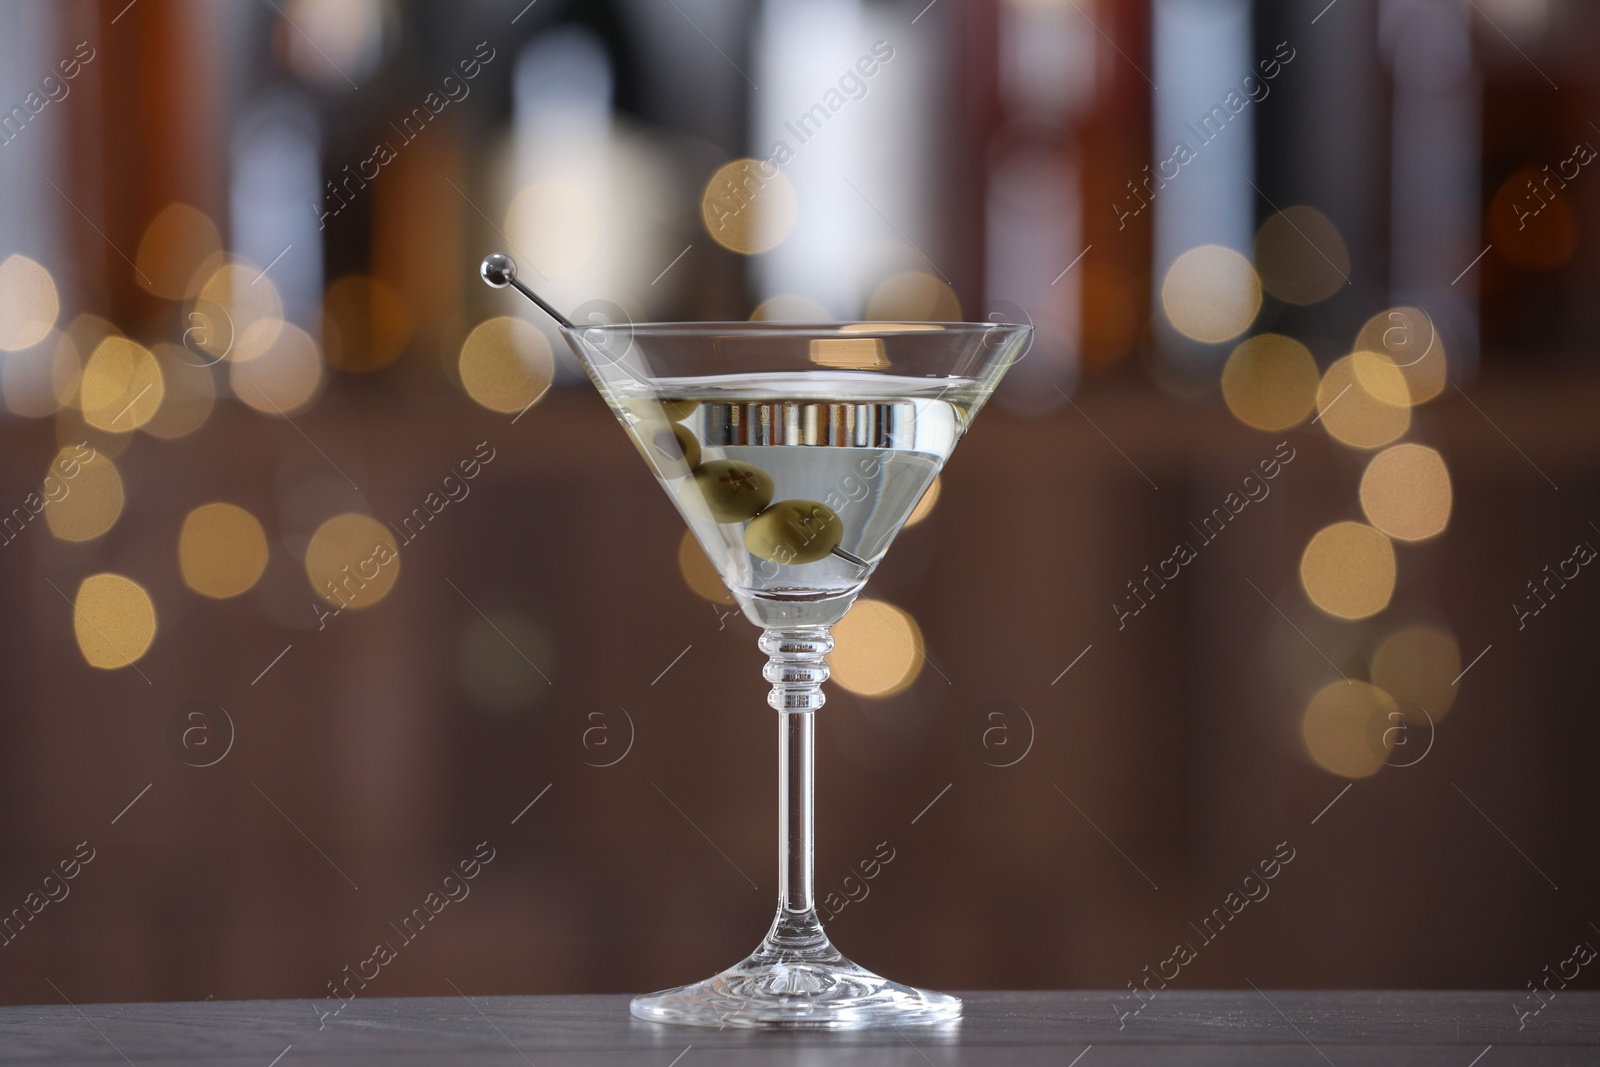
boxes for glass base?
[631,910,960,1030]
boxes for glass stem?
[758,626,835,957]
[780,709,814,913]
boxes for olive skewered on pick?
[744,498,844,564]
[651,415,849,565]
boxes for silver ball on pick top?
[480,253,517,288]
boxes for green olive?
[660,398,700,423]
[623,398,698,424]
[693,460,774,522]
[632,422,700,476]
[744,499,844,564]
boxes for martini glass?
[481,255,1030,1029]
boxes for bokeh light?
[322,275,413,373]
[143,344,217,439]
[1488,166,1577,271]
[1360,444,1452,541]
[279,0,391,88]
[179,503,270,599]
[0,255,59,352]
[455,609,554,712]
[1080,260,1141,370]
[1349,349,1413,408]
[905,475,941,527]
[810,338,888,370]
[1316,354,1411,449]
[828,597,924,698]
[1301,680,1394,778]
[72,573,157,670]
[1220,334,1319,431]
[43,447,124,543]
[1160,245,1260,344]
[1371,623,1461,721]
[305,512,400,609]
[701,158,797,254]
[135,203,224,300]
[62,314,121,396]
[1300,521,1397,620]
[751,294,831,321]
[1354,306,1446,404]
[81,337,165,432]
[55,406,133,460]
[677,529,735,605]
[230,322,325,415]
[1253,205,1351,305]
[458,316,554,414]
[195,260,285,362]
[865,271,961,322]
[3,330,80,418]
[507,180,601,277]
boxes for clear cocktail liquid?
[612,371,980,624]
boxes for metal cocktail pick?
[479,253,574,329]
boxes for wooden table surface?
[1,991,1595,1065]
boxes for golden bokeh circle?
[73,573,157,670]
[677,529,736,605]
[135,203,224,300]
[81,337,165,432]
[1160,245,1261,344]
[1300,521,1397,620]
[230,322,325,416]
[701,159,798,254]
[1349,350,1414,408]
[1301,680,1394,778]
[143,344,217,439]
[1316,354,1410,450]
[43,446,124,543]
[458,316,554,414]
[1371,623,1461,721]
[195,260,284,361]
[1354,306,1446,404]
[865,272,961,322]
[179,503,270,599]
[1221,334,1320,431]
[1360,444,1452,542]
[905,475,941,528]
[305,512,400,610]
[1253,205,1351,305]
[828,597,924,698]
[0,254,59,352]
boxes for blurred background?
[0,0,1597,1008]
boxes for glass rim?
[558,320,1033,337]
